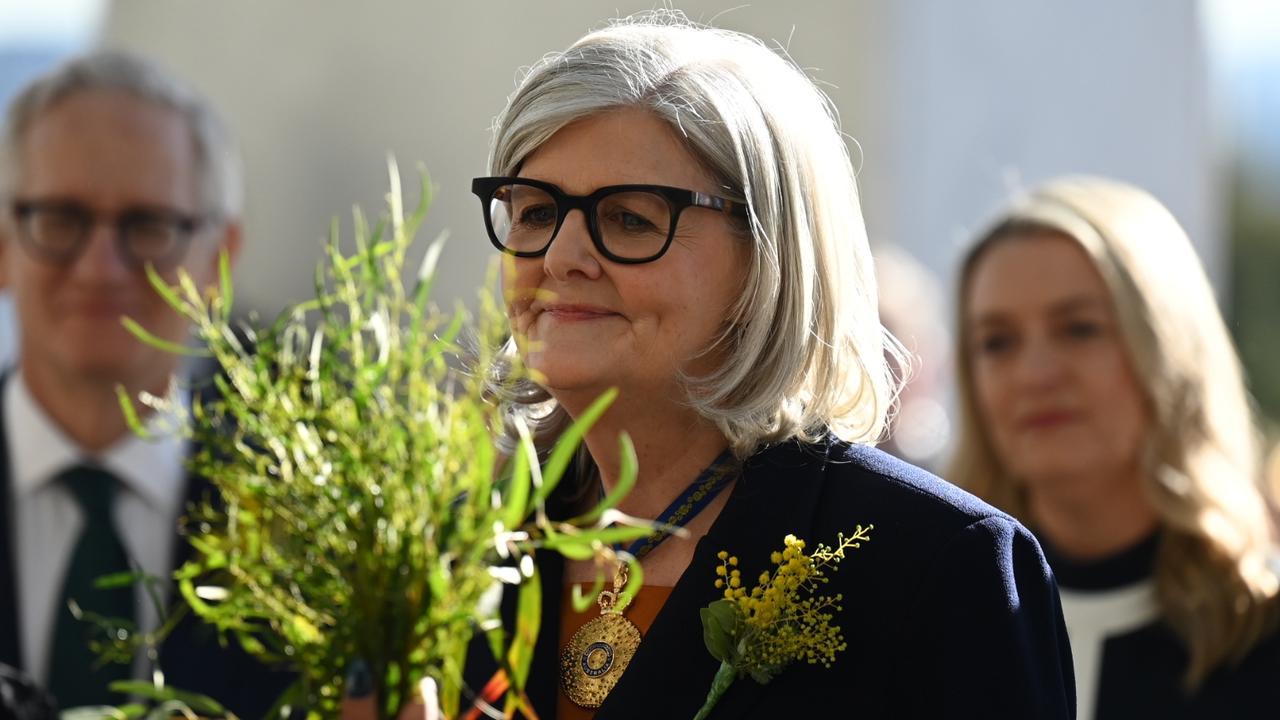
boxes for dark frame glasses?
[9,199,208,270]
[471,176,748,264]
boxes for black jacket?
[1044,534,1280,719]
[468,437,1077,719]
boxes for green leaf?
[502,427,535,530]
[405,164,433,240]
[218,248,235,321]
[568,432,637,526]
[114,386,153,440]
[143,262,186,314]
[507,569,542,692]
[234,631,267,656]
[427,561,449,602]
[700,599,741,663]
[144,704,177,720]
[107,680,228,716]
[177,577,214,619]
[510,691,540,720]
[569,573,606,613]
[547,541,595,561]
[175,268,204,308]
[541,525,652,553]
[534,388,617,508]
[94,570,144,590]
[484,623,507,673]
[617,556,644,610]
[120,317,212,357]
[387,155,405,237]
[411,231,448,305]
[113,703,149,718]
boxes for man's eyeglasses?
[471,177,748,264]
[9,200,209,270]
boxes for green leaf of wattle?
[700,598,740,663]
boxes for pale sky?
[0,0,105,47]
[1204,0,1280,71]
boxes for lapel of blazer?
[0,371,22,669]
[594,440,831,719]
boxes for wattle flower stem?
[692,661,738,720]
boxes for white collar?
[4,369,189,512]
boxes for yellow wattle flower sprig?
[695,527,872,719]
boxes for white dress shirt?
[0,293,16,369]
[4,370,188,684]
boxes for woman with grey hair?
[347,13,1074,720]
[950,176,1280,719]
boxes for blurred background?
[1,0,1276,469]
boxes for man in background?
[0,50,282,715]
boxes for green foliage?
[699,599,740,664]
[1228,167,1280,432]
[109,681,228,717]
[71,570,186,676]
[116,161,652,719]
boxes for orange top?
[556,583,675,720]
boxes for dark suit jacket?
[467,437,1077,719]
[0,376,290,718]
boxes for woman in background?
[951,175,1280,719]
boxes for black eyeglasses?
[9,200,208,270]
[471,176,748,264]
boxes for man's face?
[0,89,240,389]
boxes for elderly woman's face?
[965,232,1150,496]
[505,108,747,400]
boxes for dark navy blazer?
[468,437,1077,719]
[0,376,290,718]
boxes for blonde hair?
[487,11,904,459]
[949,175,1279,688]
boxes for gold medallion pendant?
[560,563,642,708]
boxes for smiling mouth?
[1019,411,1080,430]
[541,305,619,321]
